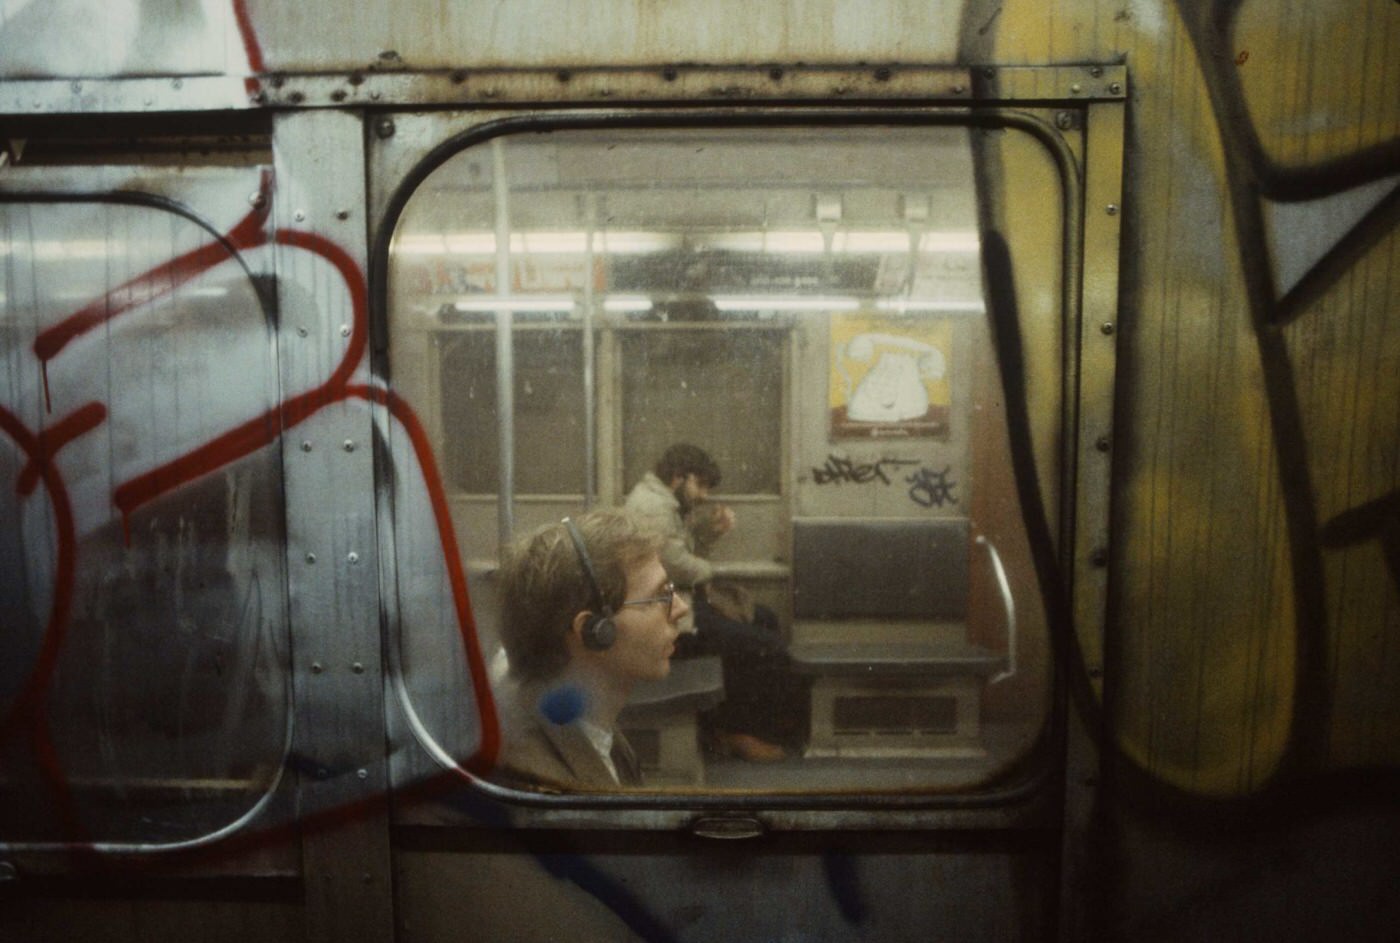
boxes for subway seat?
[788,518,1006,758]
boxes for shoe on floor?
[716,731,786,762]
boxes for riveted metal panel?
[0,158,300,869]
[0,65,1128,117]
[1059,93,1126,943]
[272,109,393,942]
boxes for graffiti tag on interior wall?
[810,453,958,509]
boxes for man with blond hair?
[493,509,690,790]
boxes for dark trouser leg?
[683,597,808,750]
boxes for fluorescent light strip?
[397,229,979,257]
[445,295,983,315]
[875,299,985,313]
[711,297,861,312]
[452,296,575,313]
[698,230,980,254]
[400,231,681,256]
[449,295,654,313]
[602,296,654,312]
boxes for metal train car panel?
[0,1,1396,941]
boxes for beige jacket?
[494,684,641,791]
[623,471,715,587]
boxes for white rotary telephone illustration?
[838,332,948,423]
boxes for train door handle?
[690,815,766,840]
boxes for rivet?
[340,324,351,337]
[297,326,308,337]
[294,210,305,222]
[330,89,347,103]
[248,192,266,209]
[1070,83,1082,94]
[172,78,183,90]
[311,661,323,673]
[347,551,360,565]
[353,662,365,674]
[336,209,350,220]
[357,768,368,780]
[306,552,317,564]
[301,440,313,452]
[343,439,355,452]
[370,90,381,100]
[1101,322,1116,335]
[375,117,394,139]
[951,84,966,94]
[1095,435,1111,453]
[1109,82,1123,95]
[1055,111,1074,130]
[71,81,82,93]
[1106,203,1119,216]
[768,67,784,81]
[1089,66,1103,78]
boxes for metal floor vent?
[832,695,959,736]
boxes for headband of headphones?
[562,516,612,617]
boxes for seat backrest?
[791,517,969,620]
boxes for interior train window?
[383,123,1069,798]
[439,326,589,495]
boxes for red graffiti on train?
[2,169,499,852]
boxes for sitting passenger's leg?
[683,591,805,759]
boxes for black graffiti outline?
[905,465,958,508]
[810,453,920,487]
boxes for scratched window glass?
[0,196,291,844]
[386,126,1062,795]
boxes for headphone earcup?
[581,613,616,651]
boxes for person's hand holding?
[690,502,736,543]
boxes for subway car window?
[439,327,589,494]
[385,126,1060,795]
[0,194,291,844]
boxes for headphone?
[562,517,616,651]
